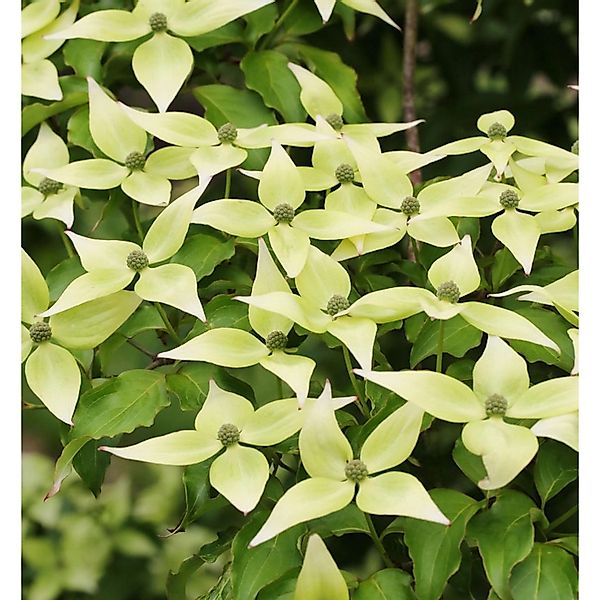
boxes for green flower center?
[325,113,344,131]
[217,423,240,447]
[436,280,461,303]
[487,122,507,140]
[345,459,368,482]
[273,203,295,224]
[217,122,238,144]
[38,178,63,196]
[571,140,579,155]
[335,163,354,184]
[326,294,350,316]
[485,393,508,417]
[126,250,149,272]
[29,321,52,343]
[499,189,520,209]
[149,12,168,32]
[265,330,287,351]
[400,196,420,216]
[124,151,146,171]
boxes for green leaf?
[452,438,487,486]
[166,554,205,600]
[46,256,86,302]
[193,84,277,128]
[118,304,164,337]
[231,512,304,600]
[508,306,574,371]
[547,536,578,556]
[509,544,577,599]
[533,441,577,507]
[72,437,112,497]
[467,490,538,599]
[294,45,367,123]
[185,21,244,52]
[170,232,235,281]
[45,436,90,499]
[71,370,170,439]
[241,50,305,122]
[308,503,370,537]
[22,76,88,136]
[173,460,214,533]
[199,527,238,562]
[353,569,416,600]
[243,4,278,43]
[384,489,484,600]
[410,315,483,367]
[491,248,521,291]
[67,106,106,157]
[63,39,107,79]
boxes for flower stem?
[342,346,369,418]
[365,513,395,568]
[436,319,445,372]
[56,223,74,258]
[546,505,578,533]
[257,0,299,50]
[224,168,231,199]
[154,302,183,345]
[132,200,144,243]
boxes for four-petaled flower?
[357,336,578,489]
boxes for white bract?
[357,336,579,489]
[38,184,208,320]
[45,0,275,111]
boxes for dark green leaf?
[22,77,88,135]
[118,304,164,337]
[308,503,370,537]
[243,4,278,43]
[509,544,577,600]
[193,84,277,128]
[410,316,482,367]
[166,555,205,600]
[72,370,169,439]
[63,39,106,79]
[534,440,577,507]
[199,528,238,562]
[384,489,483,600]
[45,436,90,499]
[46,256,85,302]
[67,106,106,157]
[186,22,244,52]
[256,570,298,600]
[453,438,486,490]
[547,536,578,555]
[445,358,475,381]
[171,460,214,533]
[467,490,537,599]
[491,248,521,291]
[241,50,305,122]
[230,512,304,600]
[170,232,235,281]
[72,437,112,497]
[353,569,416,599]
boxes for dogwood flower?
[157,239,316,403]
[356,336,578,489]
[22,122,79,228]
[100,381,355,514]
[35,79,190,207]
[427,110,579,180]
[412,165,578,273]
[38,184,208,320]
[294,534,349,600]
[192,141,390,277]
[45,0,274,111]
[344,235,560,351]
[249,383,449,547]
[312,0,399,29]
[490,270,578,326]
[235,244,378,370]
[22,250,141,424]
[22,0,79,100]
[118,103,331,181]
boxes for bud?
[436,280,461,303]
[485,393,508,417]
[326,294,350,316]
[126,250,149,272]
[345,459,368,482]
[217,122,238,144]
[38,178,63,196]
[487,122,507,140]
[325,114,344,131]
[499,189,519,209]
[217,423,240,447]
[149,12,168,32]
[29,321,52,343]
[335,163,354,184]
[124,151,146,171]
[400,196,420,216]
[265,330,287,351]
[273,203,295,224]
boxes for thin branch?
[403,0,421,183]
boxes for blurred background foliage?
[22,0,578,597]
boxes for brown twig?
[403,0,421,183]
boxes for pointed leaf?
[36,159,129,189]
[121,170,171,207]
[531,413,578,451]
[22,249,49,323]
[259,351,315,404]
[428,236,480,297]
[508,377,578,419]
[259,142,305,210]
[268,224,311,278]
[288,62,343,120]
[46,9,149,41]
